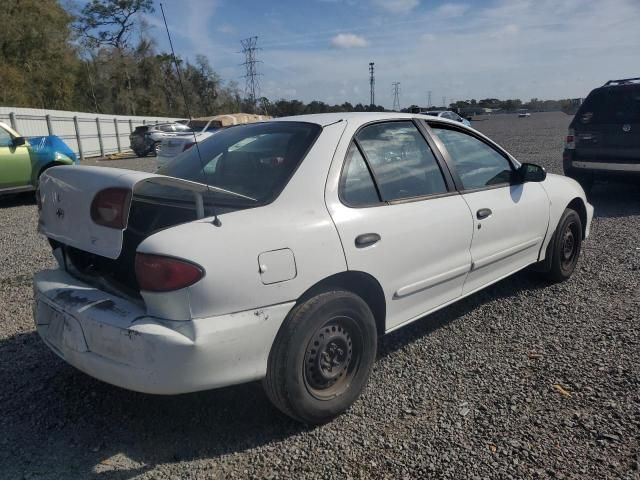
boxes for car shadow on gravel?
[0,192,36,209]
[588,181,640,218]
[0,331,307,479]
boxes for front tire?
[263,291,377,424]
[545,208,583,282]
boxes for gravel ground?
[0,112,638,479]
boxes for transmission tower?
[241,36,262,113]
[369,62,375,107]
[427,91,432,108]
[392,82,401,111]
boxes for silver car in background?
[156,113,271,168]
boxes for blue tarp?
[27,135,78,164]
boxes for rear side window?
[578,87,640,124]
[158,122,320,205]
[355,121,447,201]
[340,144,380,206]
[431,126,513,190]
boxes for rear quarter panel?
[137,121,349,318]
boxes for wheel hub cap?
[305,322,353,390]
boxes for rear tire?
[544,208,583,282]
[263,290,377,424]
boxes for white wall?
[0,106,184,160]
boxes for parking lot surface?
[0,112,638,479]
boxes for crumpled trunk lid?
[38,166,158,259]
[38,165,218,260]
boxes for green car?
[0,121,77,195]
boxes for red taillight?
[90,188,131,229]
[565,128,575,150]
[183,142,195,152]
[135,253,204,292]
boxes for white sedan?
[34,113,593,424]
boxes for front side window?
[0,127,12,147]
[158,121,320,205]
[355,121,447,201]
[431,126,513,190]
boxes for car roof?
[271,111,464,128]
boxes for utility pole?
[427,91,432,109]
[392,82,401,111]
[241,36,262,113]
[442,96,446,108]
[369,62,375,108]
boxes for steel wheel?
[303,316,361,400]
[263,290,377,424]
[561,219,580,270]
[545,207,583,282]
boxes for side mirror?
[12,136,26,147]
[518,163,546,183]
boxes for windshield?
[578,87,640,124]
[157,121,321,205]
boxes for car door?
[0,125,32,189]
[427,122,549,295]
[326,120,474,331]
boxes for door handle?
[476,208,492,220]
[355,233,381,248]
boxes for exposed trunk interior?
[55,179,244,299]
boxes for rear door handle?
[355,233,381,248]
[477,208,492,220]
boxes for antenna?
[160,3,220,226]
[392,82,401,111]
[241,36,263,114]
[369,62,375,107]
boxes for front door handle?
[355,233,381,248]
[476,208,492,220]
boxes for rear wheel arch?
[295,271,387,336]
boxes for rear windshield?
[133,126,148,133]
[157,121,321,206]
[188,120,221,132]
[578,87,640,124]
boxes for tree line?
[1,0,576,118]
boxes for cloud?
[331,33,369,48]
[434,3,469,18]
[217,24,235,34]
[372,0,419,15]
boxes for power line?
[369,62,375,107]
[241,36,262,113]
[392,82,401,111]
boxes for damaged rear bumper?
[33,269,294,394]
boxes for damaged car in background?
[34,113,593,424]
